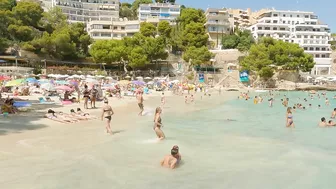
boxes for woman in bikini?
[101,100,114,135]
[286,107,294,128]
[44,109,70,123]
[154,107,165,140]
[83,85,90,109]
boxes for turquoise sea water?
[3,91,336,189]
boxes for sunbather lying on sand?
[76,108,96,119]
[44,109,73,123]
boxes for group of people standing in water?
[239,90,336,128]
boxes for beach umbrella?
[55,85,72,91]
[38,79,50,84]
[55,80,69,85]
[5,79,25,87]
[40,83,55,91]
[125,75,131,79]
[86,75,94,78]
[147,81,154,85]
[26,78,38,83]
[0,75,11,81]
[85,78,99,84]
[136,76,143,80]
[105,76,113,80]
[118,80,130,85]
[96,75,105,78]
[132,80,145,86]
[144,77,152,80]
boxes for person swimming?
[160,148,179,169]
[319,117,327,127]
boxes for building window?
[258,27,262,30]
[265,27,270,30]
[92,32,99,37]
[297,15,300,17]
[292,21,294,25]
[121,27,125,30]
[113,26,118,30]
[283,21,286,24]
[322,54,326,58]
[309,47,314,50]
[101,32,111,37]
[273,14,278,17]
[304,40,307,43]
[305,15,309,18]
[316,54,320,58]
[273,27,277,30]
[280,27,285,31]
[287,21,290,24]
[113,34,118,37]
[290,15,292,17]
[283,14,286,17]
[273,20,278,23]
[102,25,110,29]
[297,35,301,38]
[304,47,308,50]
[304,35,308,38]
[322,48,326,51]
[310,36,314,39]
[316,47,320,51]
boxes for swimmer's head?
[321,117,326,122]
[155,107,162,114]
[172,145,179,150]
[70,109,75,113]
[329,120,332,124]
[77,108,81,111]
[318,105,321,107]
[104,100,108,104]
[171,149,178,156]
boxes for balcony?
[314,58,332,65]
[206,21,230,26]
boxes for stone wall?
[277,70,300,82]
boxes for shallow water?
[2,91,336,189]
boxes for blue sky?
[123,0,335,32]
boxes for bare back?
[161,155,178,169]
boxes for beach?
[0,90,239,189]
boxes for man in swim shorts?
[161,148,179,169]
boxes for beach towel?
[32,97,56,105]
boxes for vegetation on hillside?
[221,29,255,52]
[331,33,336,50]
[0,0,92,60]
[240,37,315,80]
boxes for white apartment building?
[87,18,140,40]
[138,3,180,25]
[249,10,332,75]
[205,8,231,49]
[40,0,120,23]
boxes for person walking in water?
[101,99,114,135]
[137,91,144,116]
[161,92,165,107]
[286,107,294,128]
[154,107,165,140]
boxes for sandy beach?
[0,90,238,188]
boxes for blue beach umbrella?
[26,77,38,83]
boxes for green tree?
[157,20,172,39]
[0,38,9,54]
[89,40,124,64]
[119,2,135,20]
[7,24,36,41]
[143,36,168,62]
[132,0,152,17]
[128,46,148,68]
[222,29,254,52]
[240,37,315,80]
[179,8,205,28]
[182,46,213,66]
[181,22,208,48]
[140,22,157,37]
[41,7,67,33]
[0,9,14,39]
[0,0,16,11]
[12,1,43,28]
